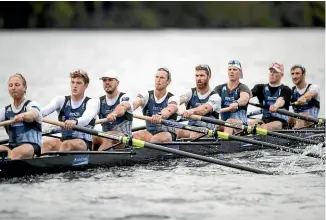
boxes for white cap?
[99,71,119,81]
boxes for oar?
[249,102,325,126]
[132,115,323,159]
[42,118,273,175]
[0,127,62,145]
[188,115,322,146]
[0,119,15,127]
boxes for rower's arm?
[192,93,221,115]
[274,97,285,108]
[160,96,179,119]
[41,96,65,117]
[132,97,144,110]
[23,101,42,123]
[238,92,250,106]
[76,99,100,126]
[302,85,319,101]
[113,95,133,117]
[237,84,251,106]
[275,86,292,108]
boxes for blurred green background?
[0,1,324,29]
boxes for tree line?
[0,1,324,29]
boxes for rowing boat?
[0,127,324,179]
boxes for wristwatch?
[233,100,239,109]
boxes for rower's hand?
[269,104,279,112]
[64,120,77,130]
[107,112,118,122]
[297,96,307,105]
[228,103,239,112]
[151,114,162,124]
[182,109,195,118]
[13,113,25,123]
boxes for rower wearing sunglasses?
[133,67,178,142]
[214,60,251,134]
[170,64,221,139]
[289,64,320,128]
[249,62,292,130]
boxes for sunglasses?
[195,64,211,75]
[228,60,242,67]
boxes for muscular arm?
[113,95,133,117]
[160,96,179,119]
[275,86,292,108]
[303,85,319,101]
[190,93,221,115]
[238,92,250,106]
[132,96,144,110]
[237,84,251,106]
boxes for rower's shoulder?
[213,83,226,93]
[281,84,292,91]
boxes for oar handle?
[42,118,65,127]
[220,107,231,113]
[95,118,108,125]
[249,102,324,125]
[133,114,154,122]
[188,115,202,121]
[0,119,16,127]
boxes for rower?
[0,73,42,159]
[93,71,133,151]
[171,64,221,139]
[133,67,178,142]
[214,60,251,134]
[289,64,320,128]
[249,62,292,130]
[41,70,98,153]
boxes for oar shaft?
[0,119,15,127]
[190,115,321,145]
[143,142,273,175]
[249,102,325,125]
[43,118,273,174]
[133,114,210,135]
[188,115,324,159]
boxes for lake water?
[0,30,325,220]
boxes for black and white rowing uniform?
[97,92,133,136]
[291,83,320,118]
[251,83,292,128]
[137,90,178,140]
[0,99,42,156]
[41,96,98,150]
[179,87,221,129]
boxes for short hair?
[157,67,171,80]
[195,64,211,76]
[290,65,306,74]
[70,69,90,84]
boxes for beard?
[105,89,114,94]
[196,80,208,89]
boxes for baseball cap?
[228,60,243,78]
[269,62,284,73]
[99,71,119,81]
